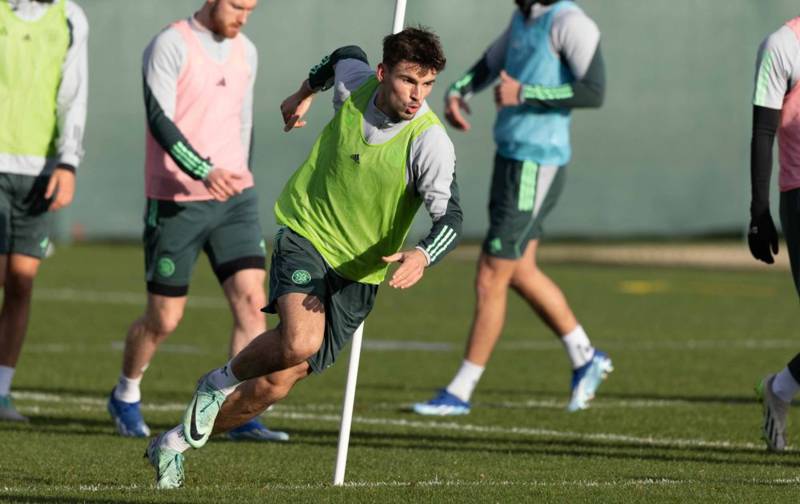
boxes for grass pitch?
[1,243,799,503]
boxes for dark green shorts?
[781,189,800,297]
[482,153,567,259]
[0,173,54,259]
[263,227,378,374]
[144,188,266,296]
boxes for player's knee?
[279,325,322,364]
[145,309,183,336]
[475,263,510,298]
[235,289,267,322]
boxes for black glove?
[748,210,779,264]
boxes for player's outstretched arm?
[281,46,371,132]
[280,80,315,132]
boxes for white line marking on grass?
[11,392,769,452]
[19,337,800,356]
[8,391,721,413]
[362,340,453,352]
[4,476,800,493]
[34,288,227,309]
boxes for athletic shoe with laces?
[0,394,28,422]
[145,433,185,489]
[107,387,150,437]
[182,373,226,449]
[412,389,471,416]
[756,374,789,452]
[227,418,290,442]
[567,350,614,412]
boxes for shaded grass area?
[2,243,799,502]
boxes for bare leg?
[230,293,325,381]
[462,254,518,366]
[0,255,40,368]
[212,362,310,434]
[509,240,578,337]
[121,294,187,379]
[221,268,267,357]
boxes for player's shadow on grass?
[282,427,800,468]
[0,416,173,438]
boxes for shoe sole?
[412,405,470,416]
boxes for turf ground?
[1,243,799,503]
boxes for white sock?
[207,360,242,395]
[445,360,485,402]
[561,325,595,369]
[114,374,143,403]
[772,367,800,403]
[0,366,14,396]
[161,425,191,453]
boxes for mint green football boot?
[182,373,227,449]
[145,433,185,489]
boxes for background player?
[749,15,800,452]
[414,0,608,416]
[0,0,88,422]
[106,0,286,443]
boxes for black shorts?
[143,188,266,297]
[264,227,378,374]
[0,173,54,259]
[482,152,567,259]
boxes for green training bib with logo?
[275,76,442,284]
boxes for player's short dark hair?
[382,27,446,73]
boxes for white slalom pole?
[392,0,408,35]
[332,0,407,487]
[333,322,364,486]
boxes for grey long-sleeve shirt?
[1,0,88,175]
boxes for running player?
[144,27,462,489]
[750,15,800,452]
[106,0,286,442]
[0,0,88,422]
[413,0,609,416]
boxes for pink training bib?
[145,19,253,201]
[779,17,800,192]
